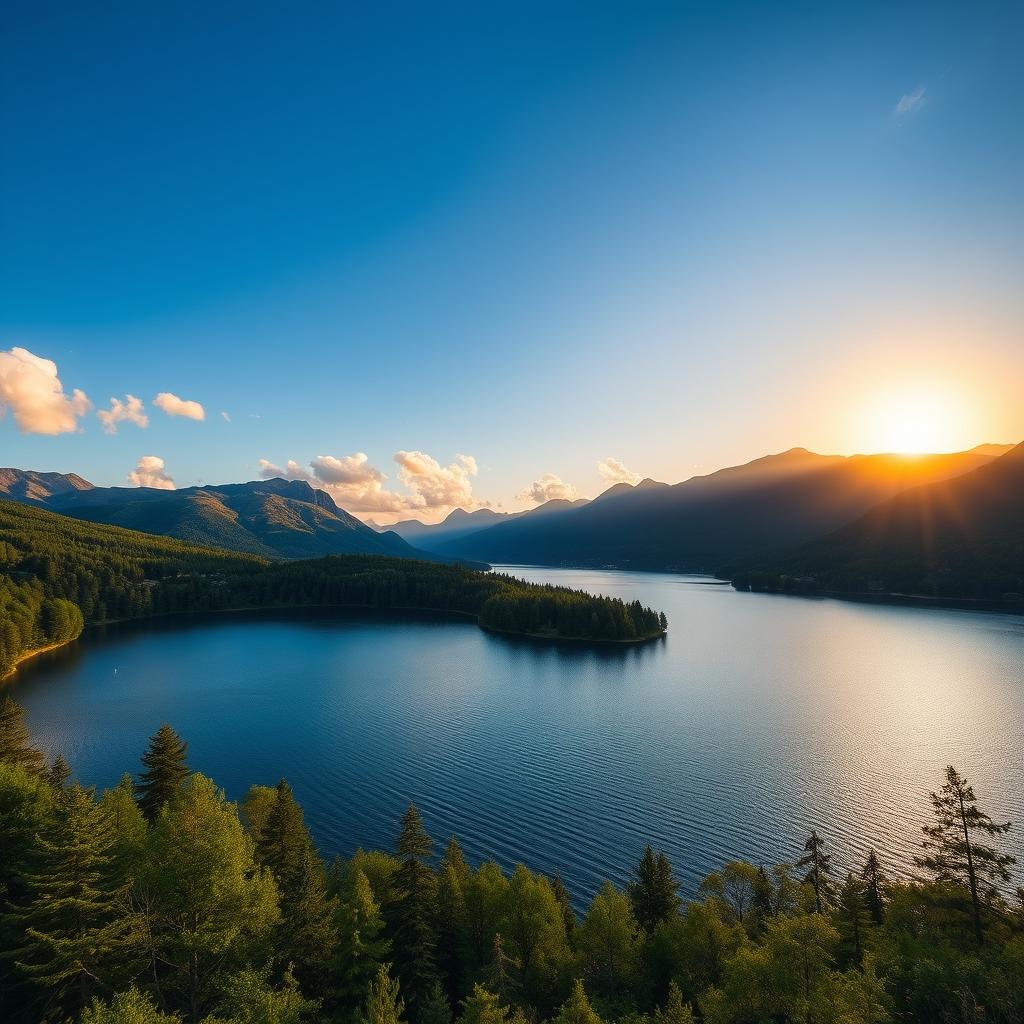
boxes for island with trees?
[0,500,667,678]
[0,699,1020,1024]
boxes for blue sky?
[2,2,1022,520]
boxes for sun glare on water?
[864,386,970,456]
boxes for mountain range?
[0,471,468,564]
[418,445,1015,570]
[729,441,1024,602]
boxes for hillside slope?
[435,446,1013,570]
[728,441,1024,602]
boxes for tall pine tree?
[387,804,440,1021]
[914,765,1015,945]
[0,696,45,776]
[795,830,832,914]
[859,850,886,925]
[627,846,679,932]
[134,724,188,823]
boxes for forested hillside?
[727,442,1024,604]
[1,707,1020,1024]
[0,501,665,676]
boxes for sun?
[865,385,969,455]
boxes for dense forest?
[0,701,1020,1024]
[0,501,666,676]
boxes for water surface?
[9,568,1024,903]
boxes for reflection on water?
[7,571,1024,905]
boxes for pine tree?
[859,849,886,925]
[359,964,407,1024]
[551,980,604,1024]
[834,873,869,967]
[387,804,440,1019]
[551,873,576,936]
[575,881,642,999]
[15,784,133,1018]
[480,933,522,1006]
[627,846,679,932]
[751,865,774,930]
[336,868,391,1017]
[914,765,1015,945]
[281,842,339,996]
[457,984,510,1024]
[46,754,71,793]
[795,830,831,914]
[134,724,188,823]
[652,981,695,1024]
[420,980,453,1024]
[436,839,468,1001]
[0,696,45,776]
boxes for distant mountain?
[4,473,471,564]
[433,446,1014,570]
[0,468,94,504]
[387,507,520,552]
[729,442,1024,602]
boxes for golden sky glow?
[858,383,976,456]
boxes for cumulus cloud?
[257,450,486,518]
[128,455,175,490]
[895,86,926,117]
[519,472,578,504]
[154,392,205,421]
[597,457,640,486]
[97,394,148,434]
[0,346,91,435]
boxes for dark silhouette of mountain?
[433,446,1013,570]
[4,474,466,563]
[729,441,1024,602]
[0,468,94,504]
[387,507,520,551]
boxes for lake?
[7,567,1024,904]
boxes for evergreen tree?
[914,765,1015,945]
[80,986,182,1024]
[795,830,831,914]
[420,980,453,1024]
[213,964,321,1024]
[480,933,522,1006]
[551,873,576,936]
[359,964,407,1024]
[46,753,71,793]
[435,839,468,1001]
[859,849,886,926]
[280,842,339,996]
[387,804,440,1019]
[551,980,605,1024]
[751,865,774,931]
[0,696,45,776]
[574,881,642,1000]
[834,873,869,967]
[336,868,391,1016]
[134,724,188,823]
[627,846,679,932]
[651,981,695,1024]
[457,984,510,1024]
[15,784,133,1019]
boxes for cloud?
[895,86,926,117]
[97,394,148,434]
[257,450,486,517]
[220,411,231,422]
[154,392,205,421]
[519,472,577,504]
[258,458,313,482]
[0,346,91,435]
[597,457,640,486]
[128,455,175,489]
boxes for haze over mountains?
[423,445,1015,570]
[0,472,450,563]
[731,441,1024,601]
[3,442,1020,594]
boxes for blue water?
[7,568,1024,904]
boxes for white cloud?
[519,472,578,504]
[97,394,148,434]
[0,346,91,435]
[154,392,205,421]
[258,458,313,482]
[895,86,926,117]
[221,411,231,422]
[128,455,175,490]
[597,457,640,486]
[257,450,486,518]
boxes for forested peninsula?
[0,501,667,677]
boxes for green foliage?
[796,830,832,914]
[135,724,189,823]
[627,848,679,934]
[574,881,642,1003]
[0,695,45,775]
[358,964,407,1024]
[81,986,182,1024]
